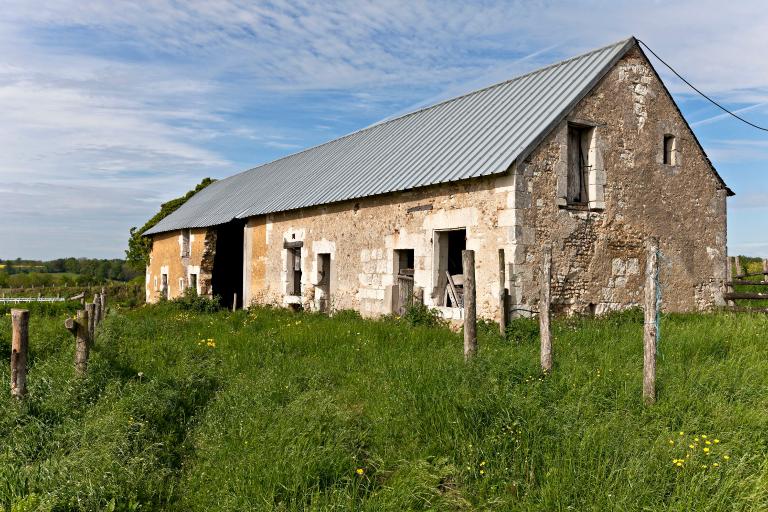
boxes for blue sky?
[1,1,766,259]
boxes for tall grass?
[1,305,767,510]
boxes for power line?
[637,39,768,132]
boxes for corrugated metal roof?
[145,37,635,235]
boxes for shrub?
[401,302,445,328]
[168,288,221,313]
[505,316,539,344]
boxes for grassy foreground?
[1,304,767,511]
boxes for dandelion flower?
[705,440,712,445]
[689,444,695,449]
[694,437,699,442]
[676,462,683,467]
[712,463,720,468]
[701,435,707,439]
[714,439,720,444]
[668,440,674,445]
[703,447,710,454]
[480,469,485,475]
[723,455,730,461]
[480,461,486,466]
[679,431,685,436]
[356,468,364,475]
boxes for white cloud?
[0,0,765,258]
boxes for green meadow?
[1,300,767,511]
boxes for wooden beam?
[74,309,89,376]
[498,249,507,336]
[462,250,477,361]
[540,244,552,374]
[724,292,768,300]
[11,309,29,399]
[643,238,659,405]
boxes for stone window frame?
[180,228,191,259]
[283,239,304,300]
[662,133,678,166]
[556,119,606,211]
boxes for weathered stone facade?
[146,227,213,303]
[147,44,729,320]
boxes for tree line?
[0,257,139,288]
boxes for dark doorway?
[211,220,245,310]
[434,228,466,306]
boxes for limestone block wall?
[244,174,518,321]
[146,227,212,303]
[513,46,728,314]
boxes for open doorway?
[434,229,466,307]
[316,253,331,312]
[211,220,245,310]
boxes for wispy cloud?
[0,1,766,258]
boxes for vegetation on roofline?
[125,177,216,271]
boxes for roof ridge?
[221,36,635,182]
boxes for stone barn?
[143,37,732,321]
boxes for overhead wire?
[637,39,768,132]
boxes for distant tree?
[126,177,216,271]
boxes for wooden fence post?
[539,244,552,374]
[643,238,659,405]
[734,255,742,277]
[725,256,734,307]
[462,250,477,361]
[498,249,507,336]
[763,259,768,283]
[93,294,102,325]
[85,302,96,346]
[233,293,238,312]
[66,310,90,376]
[101,287,107,317]
[11,309,29,398]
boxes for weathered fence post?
[763,259,768,283]
[462,250,477,361]
[100,287,107,317]
[498,249,507,336]
[11,309,29,398]
[85,302,96,346]
[734,255,742,277]
[66,310,90,376]
[233,293,238,312]
[643,238,659,405]
[725,256,735,307]
[93,294,102,326]
[539,244,552,374]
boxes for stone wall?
[146,227,212,302]
[151,43,729,318]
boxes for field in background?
[1,303,767,511]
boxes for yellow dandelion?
[703,447,710,454]
[480,469,485,475]
[714,439,720,444]
[701,435,707,439]
[712,463,720,468]
[668,440,674,445]
[705,440,712,445]
[723,455,730,461]
[679,431,685,436]
[480,461,486,466]
[689,444,695,449]
[701,464,707,469]
[694,437,699,442]
[356,468,364,475]
[676,462,683,467]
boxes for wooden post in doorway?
[643,238,659,405]
[498,249,507,336]
[11,309,29,398]
[462,250,477,361]
[539,244,552,374]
